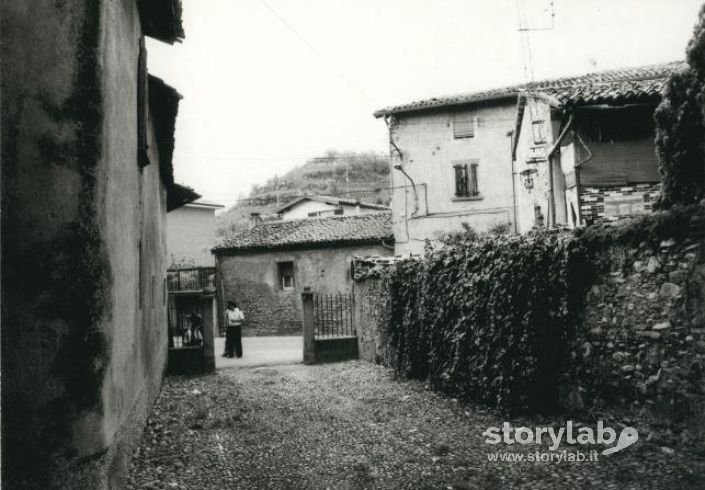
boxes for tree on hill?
[216,150,391,236]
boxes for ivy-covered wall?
[353,205,705,419]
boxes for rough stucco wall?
[167,205,218,267]
[353,278,390,363]
[97,0,168,486]
[390,102,517,255]
[514,99,556,233]
[218,244,392,336]
[1,1,167,487]
[1,2,110,486]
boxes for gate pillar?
[302,287,316,365]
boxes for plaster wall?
[389,102,517,255]
[217,244,391,335]
[513,99,561,233]
[167,204,218,267]
[1,1,168,486]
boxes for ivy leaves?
[380,231,587,413]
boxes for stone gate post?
[302,287,316,364]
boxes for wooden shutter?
[137,36,150,167]
[470,163,479,196]
[453,113,474,138]
[454,164,469,197]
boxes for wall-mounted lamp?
[520,168,537,190]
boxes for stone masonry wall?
[579,183,660,225]
[353,211,705,430]
[569,219,705,427]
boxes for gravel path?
[128,361,705,489]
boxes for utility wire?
[258,0,377,105]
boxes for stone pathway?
[128,361,705,489]
[215,336,302,369]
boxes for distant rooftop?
[275,195,390,214]
[374,61,686,117]
[187,199,225,209]
[213,212,393,254]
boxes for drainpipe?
[547,114,575,227]
[508,130,518,233]
[394,164,419,218]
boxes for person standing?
[223,301,245,358]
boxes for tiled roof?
[373,61,686,117]
[275,195,390,214]
[213,212,393,253]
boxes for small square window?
[532,120,547,144]
[277,261,294,290]
[452,112,475,139]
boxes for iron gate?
[313,292,355,338]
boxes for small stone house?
[275,194,389,220]
[374,61,682,254]
[213,212,394,335]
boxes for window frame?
[137,36,150,167]
[276,261,295,291]
[452,112,475,139]
[453,160,481,199]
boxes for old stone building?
[512,62,683,231]
[375,61,683,254]
[213,212,394,336]
[1,1,191,487]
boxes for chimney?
[249,212,263,229]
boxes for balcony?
[167,267,216,294]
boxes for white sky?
[147,0,703,207]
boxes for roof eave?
[212,236,395,255]
[373,92,520,118]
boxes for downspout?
[508,130,518,233]
[385,114,419,218]
[394,164,419,218]
[547,113,575,226]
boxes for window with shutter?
[453,112,475,139]
[454,164,469,197]
[470,163,479,196]
[137,36,150,167]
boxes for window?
[452,112,475,139]
[532,120,547,144]
[454,161,480,198]
[277,261,294,290]
[137,36,149,167]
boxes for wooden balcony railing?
[167,267,216,293]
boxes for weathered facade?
[512,62,681,231]
[1,1,188,487]
[213,213,393,336]
[276,195,389,220]
[375,61,684,253]
[167,199,224,267]
[375,96,519,256]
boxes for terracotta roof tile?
[374,61,686,117]
[213,212,393,253]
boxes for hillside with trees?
[216,151,391,236]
